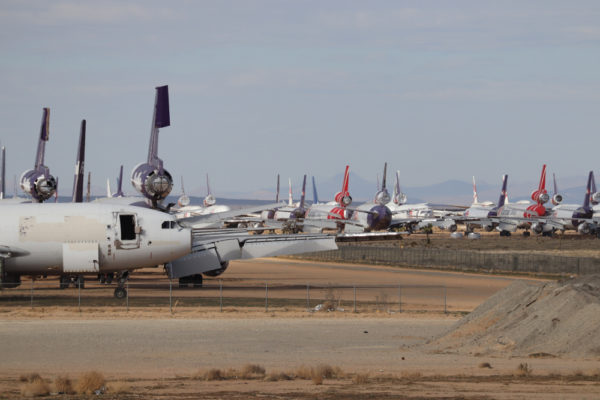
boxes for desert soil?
[1,258,598,399]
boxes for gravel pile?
[429,275,600,358]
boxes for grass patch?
[53,375,74,394]
[478,362,492,369]
[352,373,370,384]
[515,363,532,377]
[19,375,50,397]
[75,371,106,395]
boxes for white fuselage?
[175,204,231,219]
[2,203,191,275]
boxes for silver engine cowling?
[531,223,543,234]
[551,194,563,205]
[577,223,591,234]
[20,169,57,202]
[203,261,229,277]
[592,192,600,204]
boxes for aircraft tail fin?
[497,174,508,208]
[472,176,479,204]
[312,176,319,204]
[276,174,280,203]
[147,85,170,166]
[54,177,58,203]
[341,165,350,194]
[381,162,387,190]
[538,164,547,193]
[591,171,598,205]
[114,165,124,197]
[35,108,50,169]
[584,171,593,209]
[206,174,211,196]
[0,146,5,200]
[300,174,307,209]
[288,178,293,206]
[72,120,86,203]
[106,179,112,198]
[553,173,559,195]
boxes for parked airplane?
[545,171,595,234]
[72,120,86,203]
[346,163,393,232]
[493,164,552,236]
[174,174,232,219]
[0,202,336,297]
[461,174,508,232]
[20,108,57,202]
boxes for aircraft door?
[114,212,141,249]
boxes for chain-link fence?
[0,278,451,314]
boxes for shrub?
[515,363,532,377]
[478,362,492,369]
[53,375,74,394]
[240,364,266,379]
[352,373,369,384]
[75,371,106,395]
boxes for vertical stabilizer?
[0,146,5,199]
[497,175,508,209]
[341,165,350,194]
[116,165,124,197]
[147,85,170,168]
[54,177,59,203]
[106,179,112,198]
[288,178,293,206]
[312,176,319,204]
[276,174,280,203]
[86,172,91,202]
[583,171,593,209]
[591,171,598,205]
[299,174,307,209]
[206,174,211,196]
[381,162,387,190]
[472,176,479,204]
[553,173,558,195]
[538,164,547,193]
[72,120,86,203]
[35,108,50,169]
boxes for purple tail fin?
[299,174,307,209]
[1,146,5,199]
[497,175,508,208]
[115,165,124,197]
[381,162,387,190]
[72,120,86,202]
[147,85,170,166]
[583,171,593,209]
[35,108,50,169]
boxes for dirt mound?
[429,275,600,358]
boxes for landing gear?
[500,230,511,237]
[522,231,531,237]
[98,272,115,285]
[59,275,70,289]
[113,271,130,299]
[179,274,203,288]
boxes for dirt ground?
[1,259,598,399]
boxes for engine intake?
[551,194,563,205]
[20,169,57,202]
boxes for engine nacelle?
[20,168,57,202]
[374,189,391,206]
[551,194,563,206]
[203,261,229,277]
[177,194,190,207]
[131,163,173,204]
[531,190,549,204]
[531,223,543,234]
[394,193,407,205]
[577,223,591,234]
[203,194,216,207]
[592,192,600,204]
[484,225,494,232]
[334,191,352,207]
[260,209,275,220]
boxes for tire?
[114,287,127,299]
[523,231,531,237]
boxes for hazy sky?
[1,1,599,197]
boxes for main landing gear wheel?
[500,230,511,237]
[522,231,531,237]
[113,271,130,299]
[114,287,126,299]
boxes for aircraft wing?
[177,202,284,228]
[166,230,337,278]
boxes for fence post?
[443,286,447,314]
[398,285,402,313]
[219,280,223,312]
[306,283,310,311]
[353,285,357,313]
[169,279,172,314]
[30,279,34,310]
[78,279,81,312]
[126,281,129,312]
[265,282,268,312]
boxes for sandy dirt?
[1,259,598,399]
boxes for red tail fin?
[538,164,547,192]
[341,165,349,194]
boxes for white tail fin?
[106,178,112,198]
[472,176,479,204]
[288,178,293,206]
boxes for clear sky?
[1,1,599,198]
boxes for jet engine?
[334,191,352,207]
[531,190,549,204]
[374,189,391,206]
[531,223,544,234]
[203,261,229,277]
[131,163,173,205]
[394,193,407,205]
[577,223,591,234]
[203,193,216,207]
[20,168,57,202]
[551,194,563,205]
[592,192,600,204]
[177,193,190,207]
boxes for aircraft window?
[119,215,136,240]
[161,221,177,229]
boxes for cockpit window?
[162,221,177,229]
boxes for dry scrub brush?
[19,373,50,397]
[75,371,106,395]
[53,375,74,394]
[352,373,370,384]
[515,363,532,377]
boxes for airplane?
[471,176,494,207]
[493,164,553,236]
[106,165,125,198]
[19,108,57,202]
[0,201,336,297]
[72,120,86,203]
[460,174,508,233]
[273,175,308,223]
[543,171,595,234]
[345,163,393,232]
[174,174,231,219]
